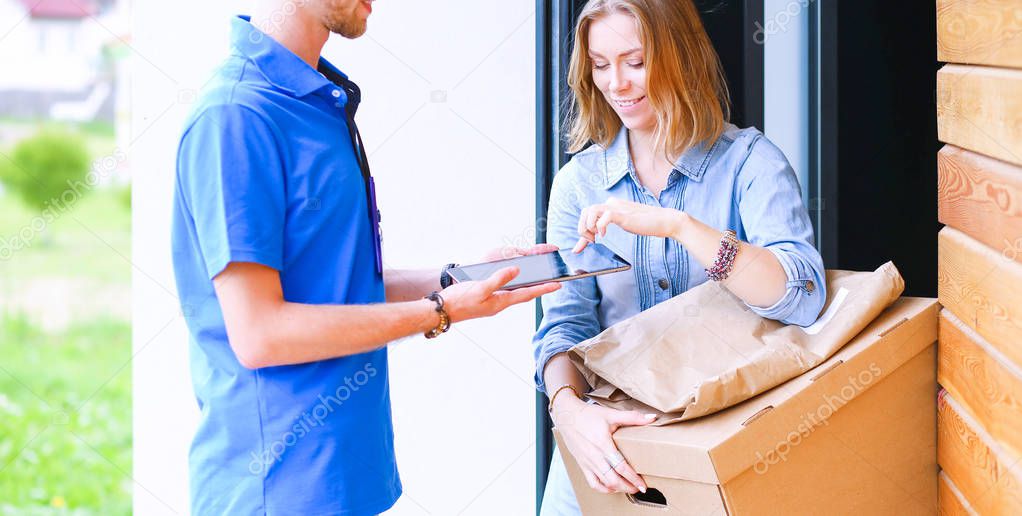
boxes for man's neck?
[250,4,330,69]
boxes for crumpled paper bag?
[568,262,904,425]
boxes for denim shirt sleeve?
[735,136,827,327]
[532,161,603,394]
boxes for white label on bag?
[802,287,849,335]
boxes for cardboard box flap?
[610,297,939,485]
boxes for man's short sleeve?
[176,103,287,280]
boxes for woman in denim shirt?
[534,1,826,513]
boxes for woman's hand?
[481,243,559,262]
[550,394,656,494]
[574,197,687,252]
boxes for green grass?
[0,123,131,514]
[0,315,132,515]
[0,188,130,285]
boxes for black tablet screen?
[447,243,631,290]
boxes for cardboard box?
[554,297,939,515]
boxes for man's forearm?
[216,260,558,370]
[239,298,440,368]
[384,268,441,302]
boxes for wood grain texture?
[938,227,1022,369]
[938,0,1022,68]
[939,309,1022,459]
[937,64,1022,167]
[938,145,1022,264]
[939,470,979,516]
[937,392,1022,515]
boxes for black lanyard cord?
[342,111,372,182]
[321,66,379,229]
[340,104,377,229]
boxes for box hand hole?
[626,487,668,509]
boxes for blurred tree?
[0,129,91,213]
[116,181,131,210]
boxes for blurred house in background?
[0,0,127,124]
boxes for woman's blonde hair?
[565,0,730,159]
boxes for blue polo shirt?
[171,16,400,515]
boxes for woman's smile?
[610,95,646,111]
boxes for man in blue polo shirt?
[171,2,559,514]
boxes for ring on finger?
[599,461,620,477]
[604,451,625,471]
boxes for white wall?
[132,1,538,514]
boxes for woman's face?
[588,12,655,133]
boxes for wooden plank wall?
[936,0,1022,512]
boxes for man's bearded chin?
[324,13,367,38]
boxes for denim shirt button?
[658,278,670,290]
[804,280,815,293]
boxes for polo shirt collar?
[601,125,716,189]
[231,15,346,99]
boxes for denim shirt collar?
[600,125,717,189]
[231,15,348,99]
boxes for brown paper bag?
[568,262,904,425]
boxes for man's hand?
[441,266,560,323]
[384,245,559,305]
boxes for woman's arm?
[534,164,653,495]
[542,353,589,410]
[575,198,787,309]
[727,137,827,325]
[533,167,604,394]
[576,138,826,325]
[670,213,786,308]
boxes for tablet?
[447,243,631,290]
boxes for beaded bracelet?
[423,291,451,339]
[705,229,739,282]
